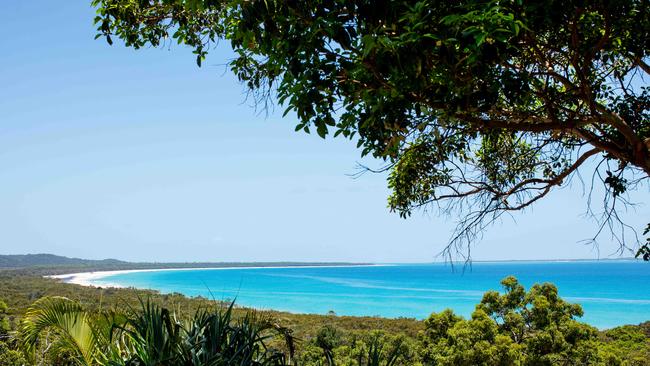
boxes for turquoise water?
[91,261,650,329]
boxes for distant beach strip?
[47,264,386,288]
[47,261,650,329]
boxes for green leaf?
[316,124,328,138]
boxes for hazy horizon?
[0,252,644,265]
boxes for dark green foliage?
[420,309,523,365]
[0,341,27,366]
[316,325,343,353]
[0,299,10,336]
[113,299,184,365]
[90,0,650,256]
[0,254,126,269]
[599,325,650,365]
[0,299,25,366]
[636,224,650,261]
[179,304,291,366]
[302,331,414,366]
[420,277,612,365]
[361,333,410,366]
[316,325,343,364]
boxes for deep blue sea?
[90,261,650,329]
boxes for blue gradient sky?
[0,1,647,262]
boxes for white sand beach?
[47,264,385,289]
[46,269,154,288]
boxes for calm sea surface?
[90,261,650,328]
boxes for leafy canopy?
[91,0,650,257]
[421,277,606,365]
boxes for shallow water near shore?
[86,261,650,329]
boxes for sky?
[0,1,647,263]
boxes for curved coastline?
[44,261,650,329]
[47,259,641,289]
[47,264,388,289]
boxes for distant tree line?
[0,254,368,275]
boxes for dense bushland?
[0,272,648,365]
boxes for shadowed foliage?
[89,0,650,258]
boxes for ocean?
[89,261,650,329]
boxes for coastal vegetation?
[2,0,650,364]
[0,267,648,365]
[89,0,650,259]
[0,254,366,276]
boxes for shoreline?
[47,263,386,288]
[46,259,644,289]
[44,262,650,330]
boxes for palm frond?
[19,296,102,366]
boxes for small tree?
[316,324,344,365]
[420,277,607,365]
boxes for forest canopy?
[91,0,650,258]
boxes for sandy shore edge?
[46,264,385,289]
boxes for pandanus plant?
[178,303,293,366]
[19,296,294,366]
[109,300,292,366]
[19,296,107,365]
[105,299,184,366]
[362,336,405,366]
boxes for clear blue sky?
[0,1,647,262]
